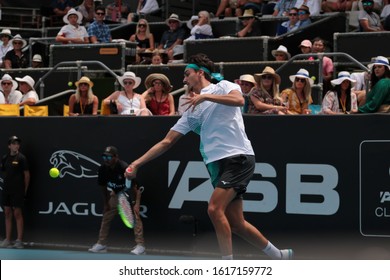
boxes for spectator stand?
[333,32,390,67]
[0,6,42,28]
[49,42,137,72]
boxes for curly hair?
[187,53,215,81]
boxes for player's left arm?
[186,89,244,108]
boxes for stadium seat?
[23,105,49,116]
[0,104,20,116]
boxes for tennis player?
[126,53,293,260]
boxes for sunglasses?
[2,82,12,85]
[123,81,133,85]
[13,41,23,45]
[79,83,89,86]
[298,11,307,15]
[289,13,297,16]
[138,24,146,27]
[262,75,274,80]
[295,78,306,83]
[168,21,178,24]
[96,12,105,15]
[102,155,113,161]
[362,2,373,6]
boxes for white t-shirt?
[58,24,89,40]
[171,80,254,164]
[20,90,39,104]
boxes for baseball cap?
[8,135,21,144]
[102,146,118,156]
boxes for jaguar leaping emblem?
[49,150,101,178]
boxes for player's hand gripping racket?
[117,167,135,228]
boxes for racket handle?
[125,167,133,189]
[125,178,132,189]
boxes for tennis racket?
[117,167,135,228]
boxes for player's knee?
[207,204,222,221]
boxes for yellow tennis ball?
[68,81,73,87]
[49,167,60,178]
[311,76,316,81]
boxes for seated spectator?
[276,7,300,36]
[236,74,256,113]
[298,5,312,28]
[247,66,287,115]
[105,0,130,23]
[281,68,313,114]
[271,45,291,61]
[358,56,390,113]
[359,0,384,31]
[236,9,261,37]
[103,72,150,116]
[186,15,199,32]
[382,4,390,30]
[77,0,95,24]
[51,0,75,17]
[272,0,298,16]
[16,76,39,106]
[322,0,354,13]
[185,11,213,41]
[4,35,29,69]
[295,0,321,15]
[88,6,112,43]
[298,39,314,60]
[129,19,155,63]
[321,71,358,114]
[0,29,13,68]
[158,14,187,61]
[31,54,43,68]
[56,8,89,44]
[151,50,165,65]
[127,0,160,22]
[68,76,99,115]
[142,73,175,115]
[312,37,334,94]
[0,74,22,104]
[236,0,264,17]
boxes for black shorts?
[2,192,25,208]
[206,154,255,196]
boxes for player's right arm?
[127,129,183,178]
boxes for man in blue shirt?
[87,6,112,43]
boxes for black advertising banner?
[360,140,390,237]
[0,115,390,245]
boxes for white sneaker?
[13,239,24,249]
[280,249,294,260]
[130,244,145,255]
[0,239,12,248]
[88,243,107,253]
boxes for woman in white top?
[0,29,13,68]
[321,71,358,114]
[103,72,150,116]
[15,75,39,106]
[0,74,22,104]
